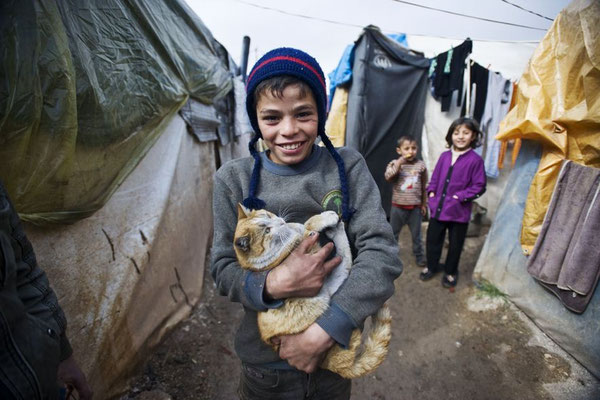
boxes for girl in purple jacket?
[420,117,486,287]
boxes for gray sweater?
[211,145,402,367]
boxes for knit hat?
[243,47,353,222]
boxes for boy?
[210,48,402,399]
[384,137,428,267]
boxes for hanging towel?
[527,161,600,314]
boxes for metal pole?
[239,36,251,82]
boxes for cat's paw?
[305,211,339,232]
[320,211,340,228]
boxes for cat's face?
[234,205,303,271]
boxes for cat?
[233,204,391,379]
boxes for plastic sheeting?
[24,114,216,397]
[473,140,600,380]
[345,26,430,216]
[495,0,600,254]
[0,0,232,224]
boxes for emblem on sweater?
[322,189,343,217]
[400,172,419,191]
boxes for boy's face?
[256,84,318,165]
[396,140,418,161]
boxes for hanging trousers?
[426,218,469,276]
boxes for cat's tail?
[328,304,392,379]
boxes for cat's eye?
[265,227,270,234]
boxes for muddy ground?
[122,224,600,400]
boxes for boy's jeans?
[238,363,351,400]
[390,206,425,265]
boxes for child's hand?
[397,156,406,165]
[265,233,341,299]
[429,192,435,198]
[275,323,335,373]
[452,195,459,200]
[421,205,427,216]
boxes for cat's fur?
[233,204,391,379]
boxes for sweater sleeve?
[210,171,282,312]
[316,151,402,345]
[426,155,443,194]
[455,157,487,202]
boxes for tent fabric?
[24,114,216,397]
[345,26,430,216]
[495,0,600,254]
[474,140,600,379]
[526,160,600,314]
[0,0,232,224]
[327,33,408,104]
[324,86,349,148]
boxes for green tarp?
[0,0,232,224]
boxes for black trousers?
[426,218,469,276]
[238,363,351,400]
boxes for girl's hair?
[445,117,483,149]
[396,136,417,147]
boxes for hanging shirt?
[431,39,473,112]
[480,72,513,178]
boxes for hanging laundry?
[527,161,600,314]
[323,85,349,147]
[461,61,489,123]
[431,39,472,112]
[480,71,513,178]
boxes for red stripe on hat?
[247,55,326,92]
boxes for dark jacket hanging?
[431,39,473,112]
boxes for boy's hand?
[265,233,341,299]
[274,323,335,373]
[421,205,427,216]
[58,355,93,400]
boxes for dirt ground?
[121,224,600,400]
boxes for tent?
[0,0,250,396]
[474,0,600,379]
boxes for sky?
[185,0,571,81]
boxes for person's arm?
[211,173,280,311]
[1,182,92,398]
[426,155,443,196]
[454,158,487,202]
[384,159,400,182]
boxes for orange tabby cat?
[234,204,391,378]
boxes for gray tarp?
[474,140,600,379]
[0,0,232,224]
[345,26,430,216]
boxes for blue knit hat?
[243,47,353,222]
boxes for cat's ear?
[235,236,250,252]
[237,203,250,221]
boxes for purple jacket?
[427,149,486,223]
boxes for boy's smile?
[256,84,319,165]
